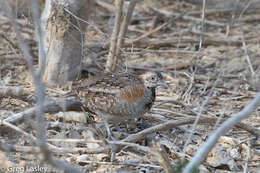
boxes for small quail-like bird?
[77,71,167,136]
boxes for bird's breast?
[120,84,146,102]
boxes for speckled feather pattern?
[77,72,159,122]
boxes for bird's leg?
[102,118,121,162]
[125,118,140,132]
[102,118,116,141]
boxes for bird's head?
[141,71,168,89]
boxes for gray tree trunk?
[41,0,92,85]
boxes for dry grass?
[1,0,260,172]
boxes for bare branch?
[31,0,46,78]
[3,1,85,172]
[105,0,138,72]
[105,0,124,72]
[122,116,260,143]
[238,1,255,76]
[199,0,206,48]
[0,86,30,97]
[183,92,260,173]
[115,0,138,59]
[4,99,83,124]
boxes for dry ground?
[1,0,260,172]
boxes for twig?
[76,160,161,169]
[235,14,260,22]
[152,142,174,173]
[115,0,138,59]
[124,48,199,55]
[151,8,226,27]
[105,0,124,72]
[199,0,206,49]
[5,1,84,172]
[188,7,260,16]
[31,0,46,78]
[182,72,222,159]
[96,0,115,12]
[86,36,247,49]
[238,2,255,76]
[130,22,168,43]
[5,0,47,149]
[122,116,260,144]
[183,92,260,173]
[0,119,58,149]
[124,37,244,48]
[105,0,138,72]
[3,145,107,154]
[0,119,38,142]
[0,33,18,50]
[0,86,30,97]
[4,99,83,124]
[51,0,107,39]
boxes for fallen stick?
[4,99,83,124]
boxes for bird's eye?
[151,76,155,80]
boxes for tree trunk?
[41,0,92,85]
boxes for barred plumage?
[77,71,168,123]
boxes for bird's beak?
[157,80,168,89]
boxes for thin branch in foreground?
[4,0,85,172]
[0,118,58,150]
[183,92,260,173]
[31,0,47,78]
[4,0,47,145]
[182,71,222,159]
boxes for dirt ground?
[1,0,260,172]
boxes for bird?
[77,71,168,136]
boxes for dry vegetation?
[1,0,260,172]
